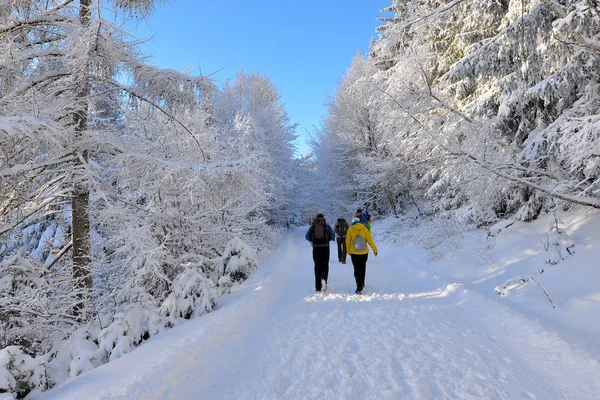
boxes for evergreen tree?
[362,0,600,220]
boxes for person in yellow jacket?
[346,215,378,294]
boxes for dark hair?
[356,208,362,213]
[316,213,324,218]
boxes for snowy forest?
[1,0,599,398]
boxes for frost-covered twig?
[530,276,556,309]
[0,155,75,177]
[553,34,600,53]
[397,0,468,31]
[0,72,72,104]
[372,83,426,128]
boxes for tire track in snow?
[452,290,600,399]
[443,302,563,400]
[392,242,600,398]
[238,292,524,398]
[229,232,599,399]
[398,242,600,399]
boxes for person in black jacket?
[334,216,349,264]
[305,213,335,292]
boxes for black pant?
[350,253,368,291]
[313,246,330,290]
[336,236,347,262]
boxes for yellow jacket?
[346,222,378,255]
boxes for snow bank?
[381,208,600,354]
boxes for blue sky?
[129,1,391,155]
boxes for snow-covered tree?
[313,51,431,218]
[0,0,223,353]
[0,4,299,389]
[213,71,298,226]
[356,0,600,222]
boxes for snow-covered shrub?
[0,346,47,398]
[45,327,99,386]
[95,304,169,364]
[44,302,176,388]
[514,190,546,222]
[414,214,472,261]
[0,254,78,354]
[217,275,234,295]
[160,264,218,319]
[213,237,258,295]
[221,237,258,284]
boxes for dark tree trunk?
[72,185,91,317]
[72,0,92,320]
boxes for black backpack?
[337,219,348,236]
[312,218,329,244]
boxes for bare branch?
[530,276,556,308]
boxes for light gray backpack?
[353,235,367,252]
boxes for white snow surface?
[32,212,600,400]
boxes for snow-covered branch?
[0,191,70,235]
[446,149,600,209]
[101,78,208,162]
[397,0,468,31]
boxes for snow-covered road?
[34,227,600,399]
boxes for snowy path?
[35,228,600,400]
